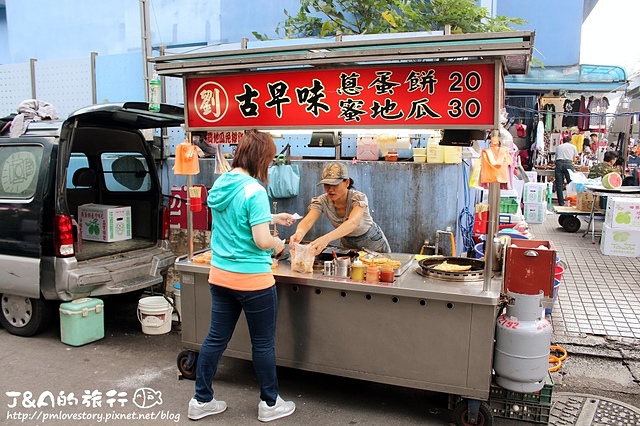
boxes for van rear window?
[102,153,151,192]
[0,146,43,199]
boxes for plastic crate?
[489,398,551,424]
[490,372,554,405]
[500,198,519,214]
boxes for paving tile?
[526,218,640,346]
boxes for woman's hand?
[308,236,331,256]
[272,212,297,226]
[273,236,285,255]
[289,231,304,247]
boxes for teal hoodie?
[207,172,273,274]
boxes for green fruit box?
[604,197,640,229]
[78,204,132,242]
[600,223,640,257]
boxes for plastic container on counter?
[351,260,365,281]
[365,264,379,283]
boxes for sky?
[580,0,640,76]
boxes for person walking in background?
[555,135,580,206]
[188,130,297,423]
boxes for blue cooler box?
[59,298,105,346]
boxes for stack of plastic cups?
[546,257,564,315]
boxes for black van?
[0,102,183,336]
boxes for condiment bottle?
[351,260,365,281]
[380,264,395,283]
[365,264,379,283]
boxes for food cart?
[152,31,536,425]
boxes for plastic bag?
[291,243,315,273]
[468,159,482,188]
[267,153,300,199]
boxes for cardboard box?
[575,191,603,212]
[600,223,640,257]
[522,183,548,204]
[523,202,547,224]
[605,197,640,229]
[78,204,132,242]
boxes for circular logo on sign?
[194,81,229,123]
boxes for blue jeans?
[194,284,279,405]
[555,160,574,206]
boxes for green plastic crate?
[490,372,554,405]
[489,398,551,424]
[499,197,519,214]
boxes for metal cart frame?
[156,30,536,425]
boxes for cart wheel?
[562,216,581,233]
[177,350,198,380]
[453,399,493,426]
[558,214,568,226]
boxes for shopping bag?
[267,144,300,199]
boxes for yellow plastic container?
[443,146,462,164]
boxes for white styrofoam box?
[522,182,548,204]
[525,171,538,182]
[604,197,640,229]
[78,204,132,242]
[499,211,524,225]
[523,202,547,224]
[600,223,640,257]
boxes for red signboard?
[186,62,497,130]
[169,185,210,231]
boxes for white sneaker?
[258,395,296,422]
[188,397,227,420]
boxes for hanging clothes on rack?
[588,96,609,132]
[543,103,556,132]
[562,97,579,128]
[578,95,589,131]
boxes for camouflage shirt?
[588,162,617,179]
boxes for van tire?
[0,294,52,337]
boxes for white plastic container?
[426,132,443,163]
[137,296,173,335]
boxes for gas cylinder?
[493,290,551,393]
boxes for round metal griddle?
[417,256,486,282]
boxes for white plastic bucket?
[173,283,181,318]
[137,296,172,335]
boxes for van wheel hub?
[1,295,33,328]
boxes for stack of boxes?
[522,182,549,224]
[600,197,640,257]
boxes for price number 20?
[447,71,482,119]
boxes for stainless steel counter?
[175,255,501,400]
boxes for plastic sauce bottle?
[351,260,365,281]
[365,264,379,283]
[148,73,161,112]
[380,264,395,283]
